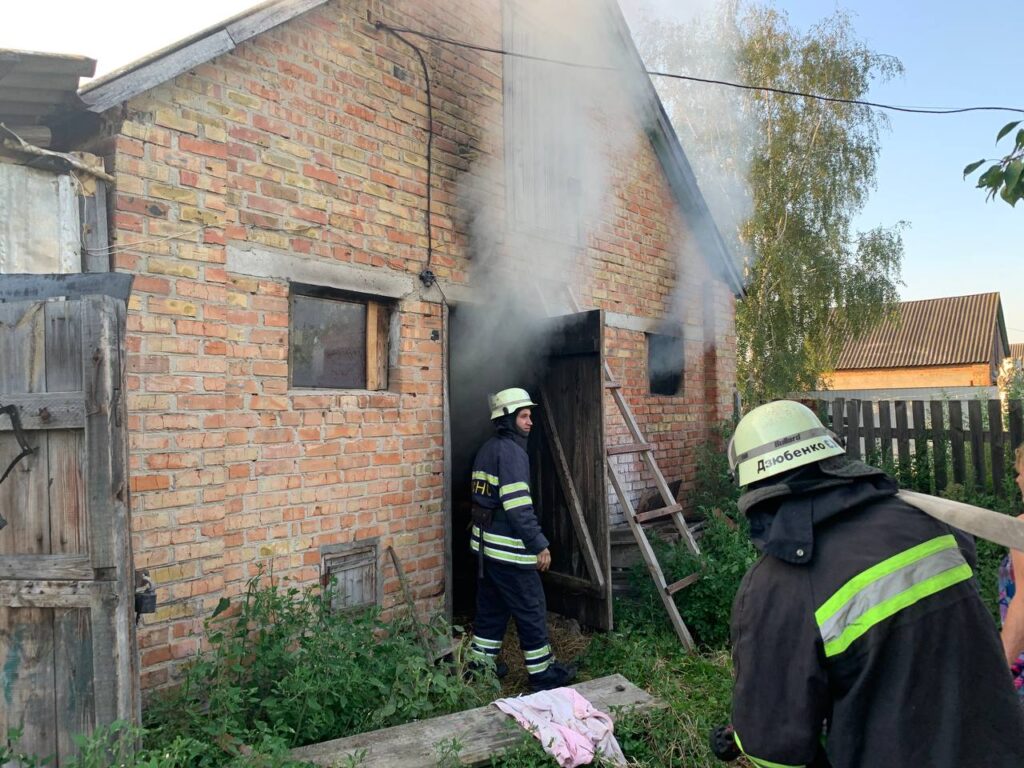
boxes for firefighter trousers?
[470,559,554,678]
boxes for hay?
[495,613,593,694]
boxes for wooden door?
[0,289,137,763]
[534,310,611,629]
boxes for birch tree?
[640,4,905,404]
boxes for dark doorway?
[448,306,611,628]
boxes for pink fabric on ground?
[493,687,627,767]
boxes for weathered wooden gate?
[0,277,138,763]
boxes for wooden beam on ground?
[290,674,662,767]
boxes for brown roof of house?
[835,292,1008,370]
[1011,343,1024,360]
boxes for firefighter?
[468,387,576,691]
[715,400,1024,768]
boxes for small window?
[322,541,380,612]
[648,333,684,396]
[290,283,390,390]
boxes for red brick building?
[61,0,743,688]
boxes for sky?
[3,0,1020,342]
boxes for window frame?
[647,331,685,397]
[288,282,391,392]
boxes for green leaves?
[997,120,1021,143]
[965,122,1024,206]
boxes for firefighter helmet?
[489,388,537,420]
[728,400,845,486]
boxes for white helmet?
[727,400,845,486]
[489,387,537,420]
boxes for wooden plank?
[931,401,948,493]
[80,180,110,273]
[54,608,95,763]
[894,401,911,473]
[949,400,966,485]
[0,606,57,759]
[635,503,683,525]
[0,579,99,608]
[968,400,985,491]
[45,301,87,557]
[226,0,329,43]
[0,301,51,559]
[877,400,893,464]
[441,302,452,621]
[912,400,927,491]
[666,572,700,596]
[861,400,876,462]
[0,273,133,304]
[0,554,93,580]
[831,398,845,447]
[542,570,603,596]
[365,301,380,391]
[845,399,860,459]
[291,674,662,768]
[989,399,1006,496]
[0,392,87,431]
[606,441,653,456]
[607,463,693,649]
[81,31,235,113]
[82,297,139,724]
[538,383,605,590]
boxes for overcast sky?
[3,0,1020,342]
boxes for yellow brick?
[149,258,199,278]
[227,90,262,109]
[227,292,249,307]
[154,108,198,135]
[149,183,199,205]
[180,207,224,226]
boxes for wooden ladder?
[561,290,701,649]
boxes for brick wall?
[97,0,737,688]
[828,363,993,391]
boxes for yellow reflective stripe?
[470,539,538,564]
[526,658,552,674]
[502,495,533,511]
[500,481,530,496]
[734,733,805,768]
[523,645,551,660]
[823,562,972,657]
[471,635,503,649]
[471,526,528,550]
[472,471,499,486]
[815,535,960,626]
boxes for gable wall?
[100,0,736,688]
[828,364,994,391]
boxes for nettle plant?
[964,120,1024,207]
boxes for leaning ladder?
[564,291,702,649]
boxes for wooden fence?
[816,398,1024,497]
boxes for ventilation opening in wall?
[321,540,381,612]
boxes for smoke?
[451,0,644,456]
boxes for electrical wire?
[376,22,437,283]
[376,23,1024,117]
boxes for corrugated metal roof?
[0,49,95,128]
[1011,343,1024,360]
[836,292,1007,370]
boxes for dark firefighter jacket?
[470,419,548,569]
[730,456,1024,768]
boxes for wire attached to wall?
[375,21,438,291]
[376,24,1024,117]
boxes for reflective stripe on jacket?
[731,489,1024,768]
[470,431,548,569]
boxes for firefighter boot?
[528,661,577,692]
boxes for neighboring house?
[825,292,1009,392]
[2,0,743,690]
[1009,343,1024,365]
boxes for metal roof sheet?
[0,49,95,128]
[835,292,1008,370]
[1010,343,1024,360]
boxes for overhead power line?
[377,24,1024,117]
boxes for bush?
[141,569,497,765]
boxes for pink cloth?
[493,687,627,767]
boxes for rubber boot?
[528,661,577,692]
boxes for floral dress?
[997,554,1024,699]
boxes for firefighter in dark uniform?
[711,400,1024,768]
[468,387,576,692]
